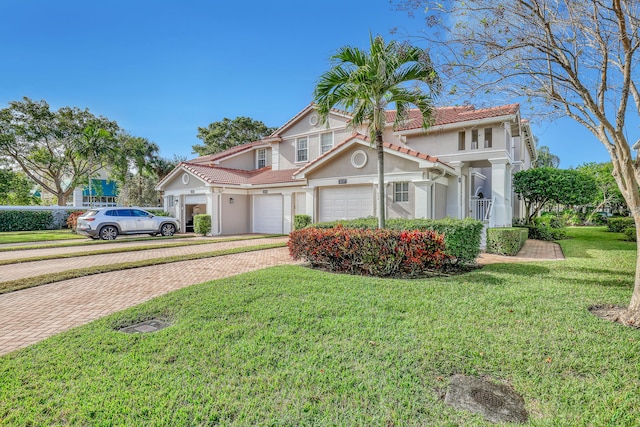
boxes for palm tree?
[314,35,440,228]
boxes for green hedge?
[194,214,212,235]
[624,227,637,242]
[0,210,56,232]
[293,214,312,230]
[607,217,635,233]
[486,227,528,256]
[312,217,483,265]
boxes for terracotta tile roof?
[383,142,454,169]
[187,140,266,165]
[386,104,520,131]
[181,162,301,186]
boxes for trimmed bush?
[624,227,637,242]
[486,227,528,256]
[193,214,212,235]
[288,226,450,276]
[0,210,55,232]
[607,217,635,233]
[312,217,483,265]
[294,214,312,230]
[66,211,85,231]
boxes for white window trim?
[256,148,267,169]
[394,182,409,203]
[296,137,308,163]
[320,131,334,154]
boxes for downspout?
[217,193,222,235]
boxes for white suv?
[76,208,179,240]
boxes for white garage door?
[253,194,283,234]
[319,185,374,222]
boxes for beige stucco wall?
[163,171,209,192]
[307,145,420,180]
[403,124,509,161]
[217,148,269,171]
[434,183,447,219]
[387,182,415,219]
[221,194,249,234]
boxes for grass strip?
[0,235,285,266]
[0,233,197,252]
[0,242,287,294]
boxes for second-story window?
[458,131,465,151]
[296,137,308,162]
[256,148,267,168]
[471,129,479,150]
[320,132,333,154]
[484,128,493,148]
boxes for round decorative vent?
[181,173,190,185]
[309,113,319,126]
[351,150,368,168]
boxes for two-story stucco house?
[156,103,536,235]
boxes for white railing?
[471,198,493,221]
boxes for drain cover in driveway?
[118,319,171,334]
[444,374,528,423]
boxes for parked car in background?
[76,208,179,240]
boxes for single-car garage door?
[319,185,374,222]
[253,194,283,234]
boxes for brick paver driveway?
[0,236,295,355]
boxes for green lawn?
[1,227,638,425]
[0,229,86,244]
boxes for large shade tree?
[192,117,276,156]
[313,35,440,228]
[396,0,640,325]
[0,98,119,206]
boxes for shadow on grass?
[480,263,551,277]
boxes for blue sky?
[0,0,612,168]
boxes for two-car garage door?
[319,185,374,222]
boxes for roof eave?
[395,114,518,136]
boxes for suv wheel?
[100,225,118,240]
[160,223,176,236]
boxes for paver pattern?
[0,242,293,355]
[1,236,286,281]
[0,237,562,356]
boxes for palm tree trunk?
[376,131,385,229]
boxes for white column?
[208,191,221,235]
[282,191,293,233]
[305,187,315,221]
[490,158,510,227]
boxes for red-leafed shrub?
[66,211,85,231]
[288,226,450,277]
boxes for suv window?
[84,210,99,217]
[132,209,150,217]
[105,210,118,217]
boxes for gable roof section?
[269,103,352,137]
[294,133,453,179]
[157,162,302,189]
[387,104,520,132]
[187,140,268,165]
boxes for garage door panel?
[319,186,373,222]
[253,195,283,234]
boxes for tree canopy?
[0,168,39,206]
[514,167,597,224]
[0,97,119,206]
[313,34,440,228]
[396,0,640,325]
[577,162,627,220]
[192,117,276,156]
